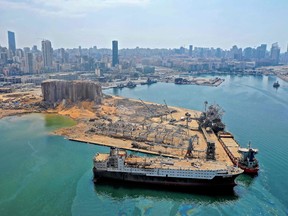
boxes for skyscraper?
[256,44,267,60]
[24,52,33,73]
[270,43,280,65]
[112,40,119,67]
[59,48,66,63]
[8,31,16,55]
[41,40,53,69]
[243,47,253,59]
[189,45,193,56]
[78,46,82,56]
[32,45,38,53]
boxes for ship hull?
[227,155,259,175]
[93,168,238,192]
[238,164,259,174]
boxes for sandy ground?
[259,65,288,82]
[0,88,42,119]
[0,89,233,166]
[53,96,233,165]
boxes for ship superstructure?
[93,147,243,190]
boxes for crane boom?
[139,98,155,117]
[163,100,174,120]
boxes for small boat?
[273,81,280,88]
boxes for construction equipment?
[185,135,199,158]
[206,141,216,160]
[139,98,155,118]
[199,102,225,133]
[164,100,176,122]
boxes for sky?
[0,0,288,51]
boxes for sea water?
[0,75,287,215]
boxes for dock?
[54,96,235,167]
[69,137,180,158]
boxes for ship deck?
[95,153,233,171]
[219,137,241,159]
[201,128,234,166]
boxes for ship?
[126,81,137,88]
[218,132,259,174]
[273,81,280,88]
[93,147,243,192]
[116,83,125,89]
[140,78,158,85]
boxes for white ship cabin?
[94,147,127,170]
[238,147,258,167]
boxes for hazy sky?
[0,0,288,50]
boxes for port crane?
[138,98,154,129]
[139,98,165,123]
[163,100,176,122]
[139,98,155,118]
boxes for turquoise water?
[0,75,288,215]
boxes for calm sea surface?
[0,75,288,215]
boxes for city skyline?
[1,31,287,54]
[0,0,288,50]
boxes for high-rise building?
[112,40,119,67]
[16,49,24,58]
[24,52,33,73]
[283,44,288,65]
[215,48,222,58]
[23,47,31,54]
[59,48,66,63]
[256,44,267,60]
[243,47,253,59]
[189,45,193,56]
[270,42,280,65]
[8,31,16,55]
[179,46,185,55]
[0,52,8,64]
[79,46,82,56]
[41,40,53,69]
[231,45,242,60]
[32,45,38,53]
